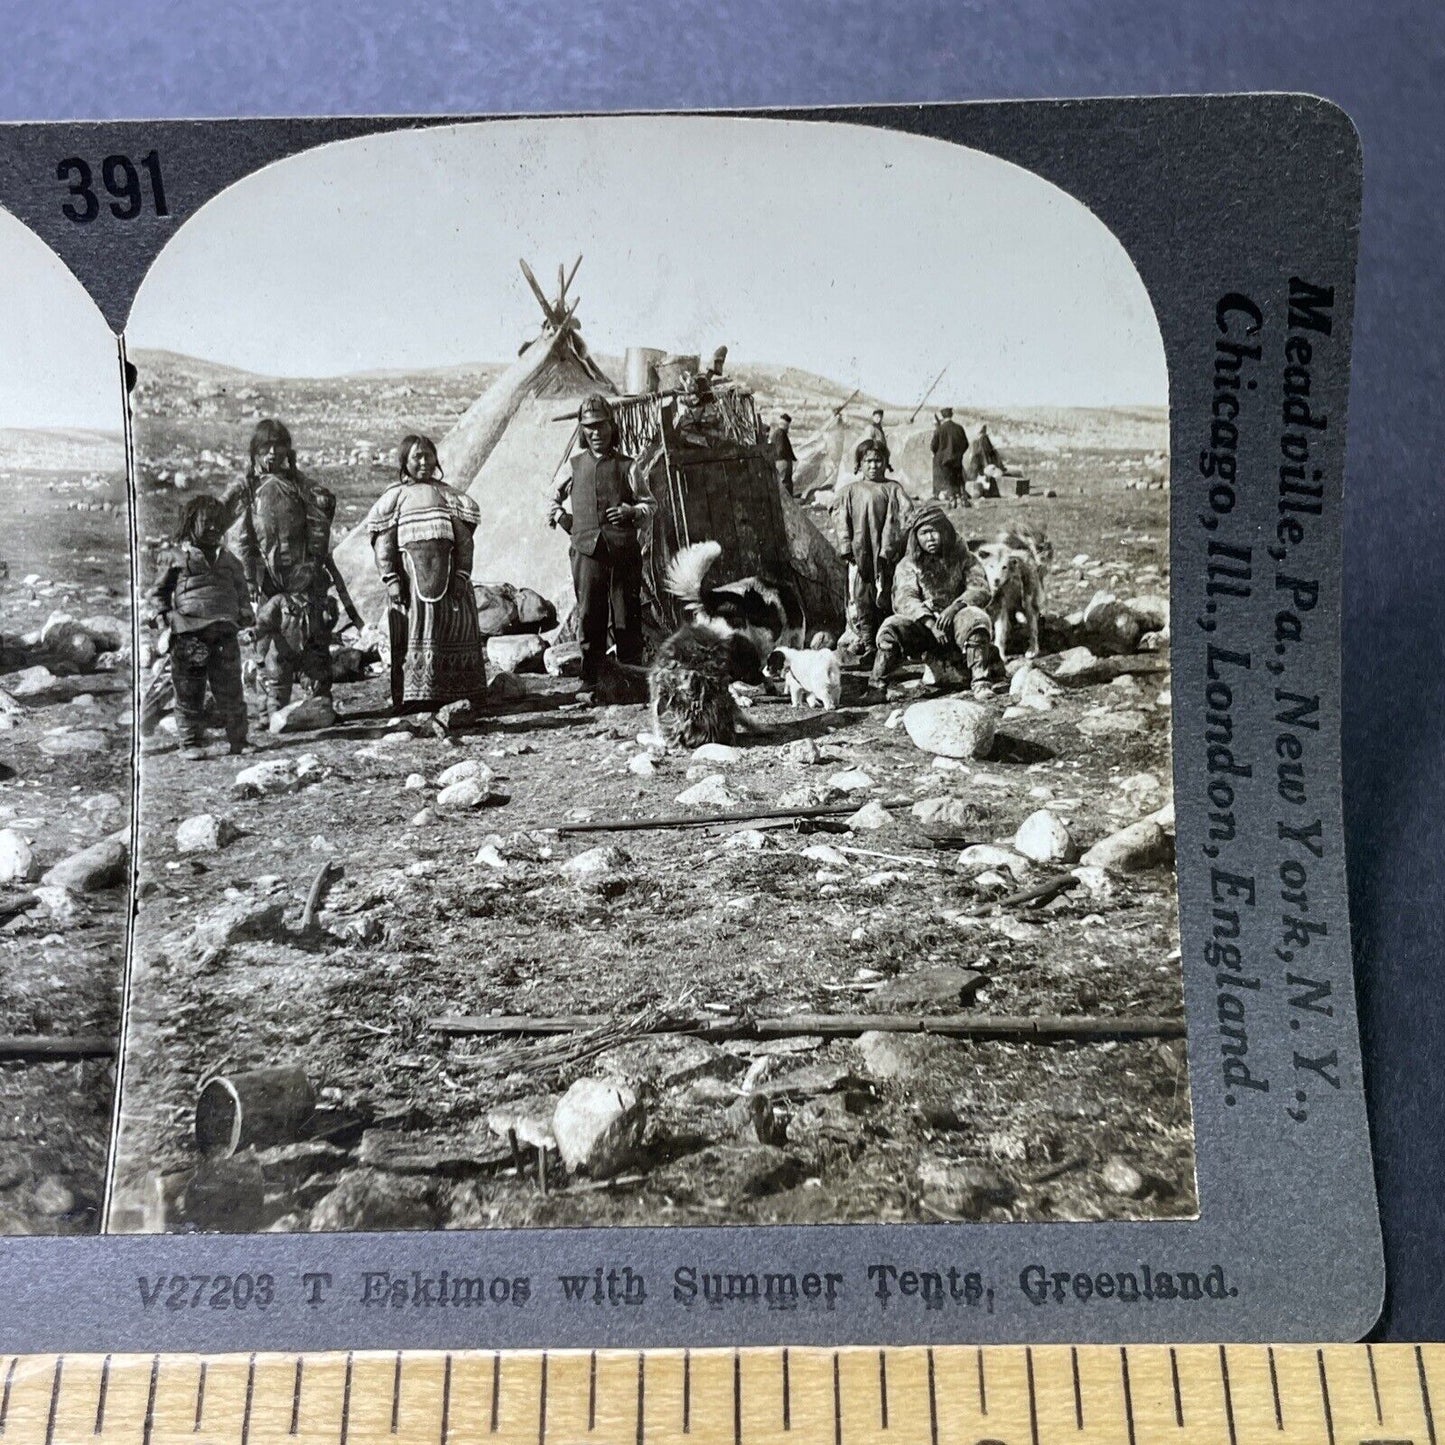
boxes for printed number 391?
[57,152,168,222]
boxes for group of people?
[833,436,1008,703]
[147,421,491,758]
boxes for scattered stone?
[1070,865,1115,898]
[544,641,585,677]
[474,843,508,869]
[192,897,287,950]
[308,1169,438,1231]
[846,800,893,831]
[595,1034,738,1090]
[1052,646,1098,679]
[856,1031,956,1082]
[1084,602,1147,656]
[403,773,426,791]
[4,665,59,699]
[233,758,304,797]
[268,695,336,734]
[561,845,630,877]
[357,1127,512,1176]
[435,779,491,811]
[33,885,81,924]
[411,807,436,827]
[552,1079,645,1177]
[29,1176,76,1217]
[486,634,548,673]
[515,587,558,632]
[41,838,128,893]
[39,728,109,756]
[873,967,985,1010]
[435,758,490,788]
[777,783,834,810]
[1138,629,1170,653]
[1009,663,1060,711]
[176,814,240,854]
[1080,819,1173,873]
[954,845,1029,879]
[801,843,849,867]
[781,737,822,765]
[1101,1155,1146,1198]
[911,796,983,833]
[827,768,874,793]
[486,1097,560,1153]
[676,774,739,809]
[1123,595,1169,632]
[902,697,996,759]
[724,828,770,851]
[1013,810,1078,864]
[0,829,34,884]
[434,699,474,731]
[918,1160,1016,1214]
[1077,709,1148,737]
[627,754,657,778]
[694,742,743,765]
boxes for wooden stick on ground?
[429,1012,1185,1042]
[0,1035,118,1061]
[299,859,343,935]
[554,799,912,835]
[967,871,1081,915]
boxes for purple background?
[2,0,1440,1340]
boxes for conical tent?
[333,273,611,627]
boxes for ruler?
[0,1344,1435,1445]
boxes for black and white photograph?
[0,205,132,1235]
[107,115,1189,1235]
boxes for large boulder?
[269,695,336,734]
[473,583,522,637]
[552,1079,645,1177]
[1084,601,1147,657]
[42,838,128,893]
[39,728,109,756]
[1013,809,1078,864]
[486,634,548,674]
[176,814,240,855]
[1080,818,1174,873]
[308,1170,439,1232]
[902,697,996,759]
[192,897,287,949]
[514,588,558,633]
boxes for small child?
[146,494,255,759]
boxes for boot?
[963,628,1009,700]
[860,646,899,705]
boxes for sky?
[0,208,123,432]
[129,115,1167,409]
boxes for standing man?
[548,394,654,692]
[833,438,912,667]
[864,408,888,448]
[768,412,796,496]
[930,406,970,506]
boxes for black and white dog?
[649,540,805,747]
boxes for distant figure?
[365,434,487,713]
[833,438,912,666]
[548,394,653,693]
[768,412,796,495]
[930,406,970,506]
[864,408,888,448]
[672,373,725,450]
[963,423,1004,498]
[146,494,253,759]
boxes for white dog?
[764,646,842,711]
[976,544,1045,659]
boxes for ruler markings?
[1026,1348,1040,1445]
[1119,1348,1136,1445]
[1168,1347,1183,1428]
[1316,1349,1335,1445]
[1419,1346,1438,1445]
[781,1349,790,1432]
[241,1353,256,1445]
[1367,1342,1383,1424]
[0,1356,15,1434]
[193,1360,206,1434]
[1071,1347,1084,1431]
[43,1357,62,1445]
[1219,1345,1238,1445]
[94,1354,111,1437]
[140,1355,158,1445]
[290,1356,304,1436]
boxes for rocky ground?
[112,363,1189,1230]
[0,445,132,1235]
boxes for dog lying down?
[649,540,803,747]
[764,646,842,710]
